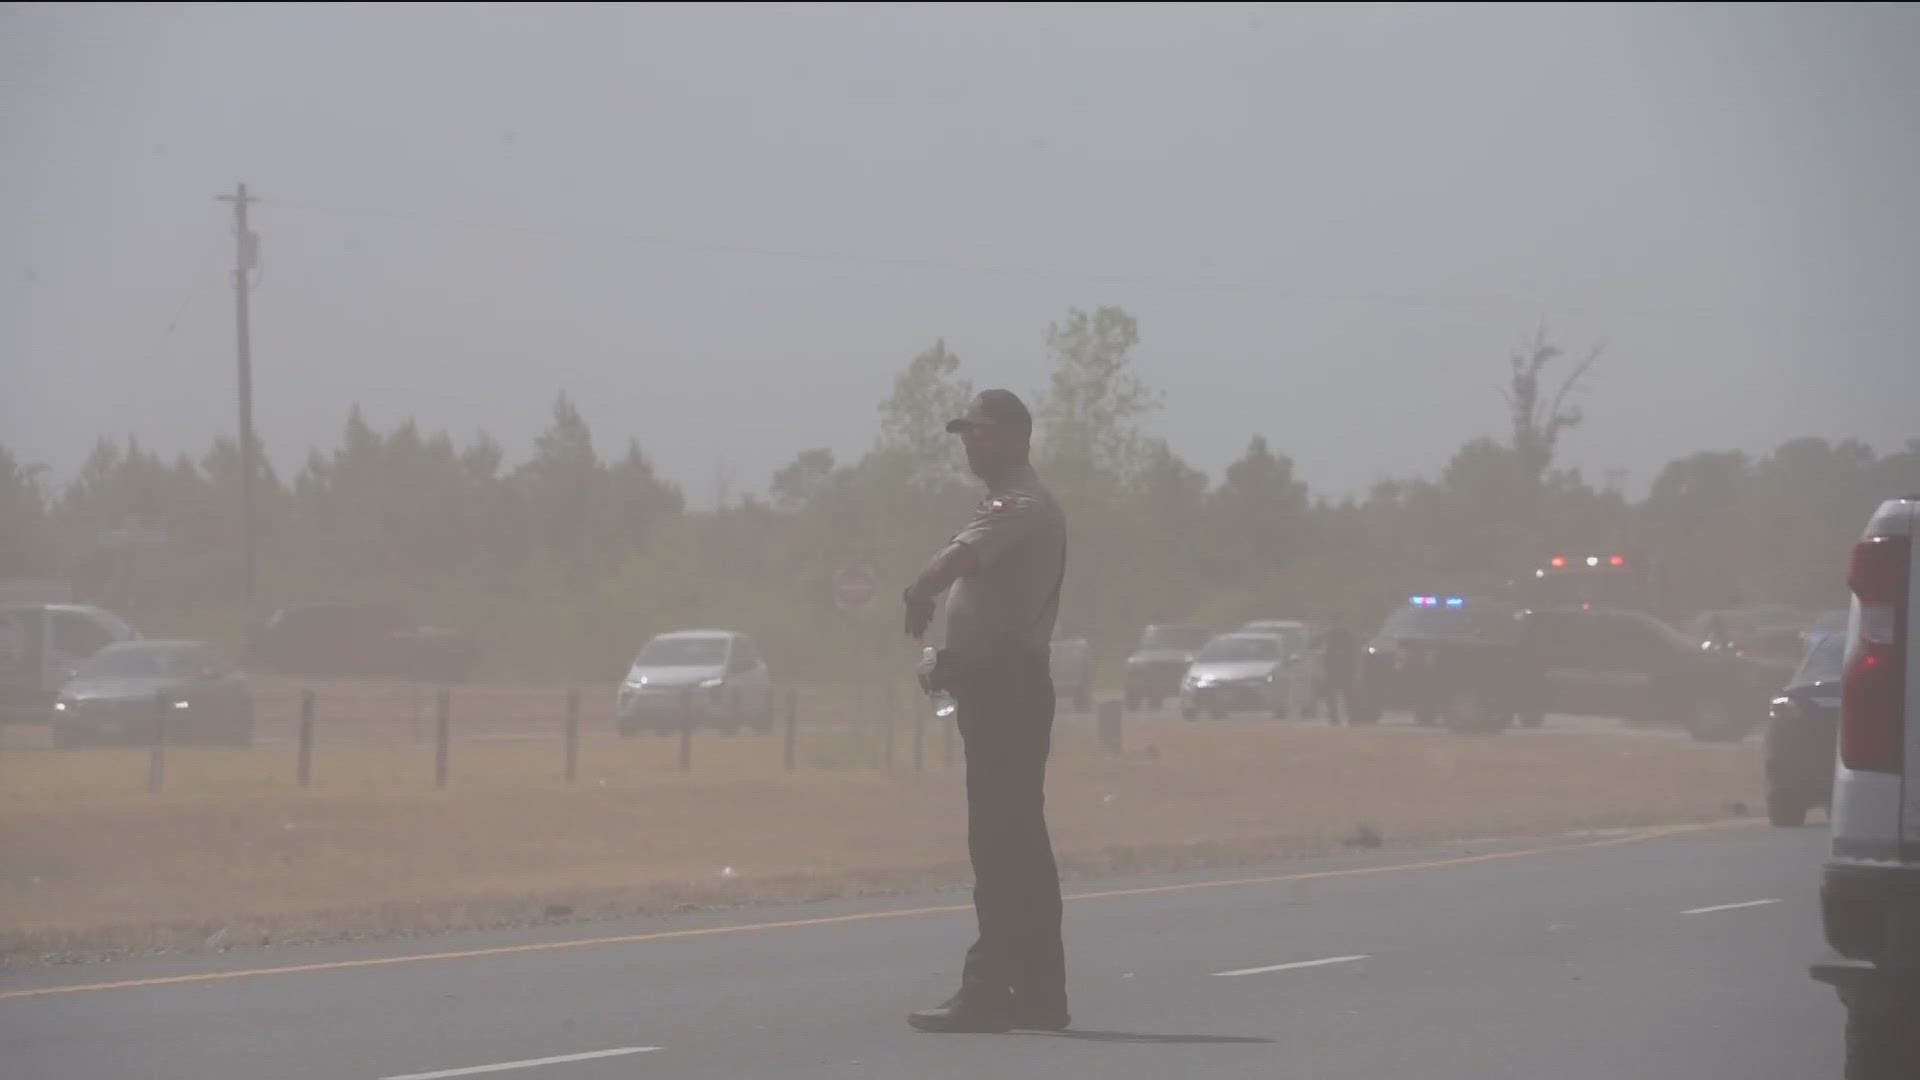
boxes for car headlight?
[172,700,191,711]
[53,701,67,712]
[700,677,724,690]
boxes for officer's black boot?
[908,990,1014,1033]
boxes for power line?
[263,197,1886,334]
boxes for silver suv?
[1810,495,1919,1079]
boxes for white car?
[1810,495,1919,1078]
[615,630,775,736]
[1179,631,1314,721]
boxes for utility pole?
[216,183,262,609]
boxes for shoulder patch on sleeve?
[982,493,1036,515]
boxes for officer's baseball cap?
[945,389,1032,436]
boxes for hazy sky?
[5,2,1917,509]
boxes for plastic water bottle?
[918,645,957,718]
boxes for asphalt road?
[1,821,1840,1080]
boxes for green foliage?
[2,315,1908,682]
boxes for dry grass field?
[0,689,1766,960]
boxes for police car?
[1810,496,1920,1079]
[1352,594,1524,732]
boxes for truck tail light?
[1840,536,1909,774]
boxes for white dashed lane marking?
[1213,954,1371,978]
[380,1046,660,1079]
[1682,899,1781,916]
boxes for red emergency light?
[1609,555,1626,568]
[1549,556,1568,569]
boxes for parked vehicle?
[1178,631,1313,721]
[1353,595,1523,732]
[1241,619,1323,707]
[1809,495,1920,1078]
[1684,605,1818,671]
[1513,606,1777,742]
[51,639,253,748]
[1124,624,1212,711]
[616,630,775,737]
[1764,630,1842,827]
[0,602,142,723]
[247,602,480,683]
[1048,637,1093,713]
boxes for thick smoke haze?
[5,3,1917,506]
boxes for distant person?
[1318,613,1358,725]
[901,389,1071,1034]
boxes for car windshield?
[1793,633,1846,685]
[635,636,729,666]
[80,645,206,678]
[1382,604,1518,642]
[1140,625,1211,650]
[1196,635,1281,662]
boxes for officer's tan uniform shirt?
[942,464,1066,662]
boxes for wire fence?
[1,677,1129,793]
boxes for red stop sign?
[834,565,878,612]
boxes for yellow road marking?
[0,818,1757,1003]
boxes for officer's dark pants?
[1322,680,1353,724]
[954,651,1066,1013]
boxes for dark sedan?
[1763,630,1842,827]
[52,640,254,748]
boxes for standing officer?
[902,388,1070,1034]
[1318,612,1358,725]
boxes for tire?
[1767,787,1808,828]
[1412,707,1436,727]
[1207,706,1228,721]
[1843,996,1917,1080]
[751,700,775,736]
[1687,699,1753,743]
[1349,697,1383,725]
[1518,709,1545,729]
[1181,706,1200,722]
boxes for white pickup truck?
[1811,495,1920,1079]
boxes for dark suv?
[1764,630,1842,827]
[1123,624,1212,711]
[1512,607,1777,742]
